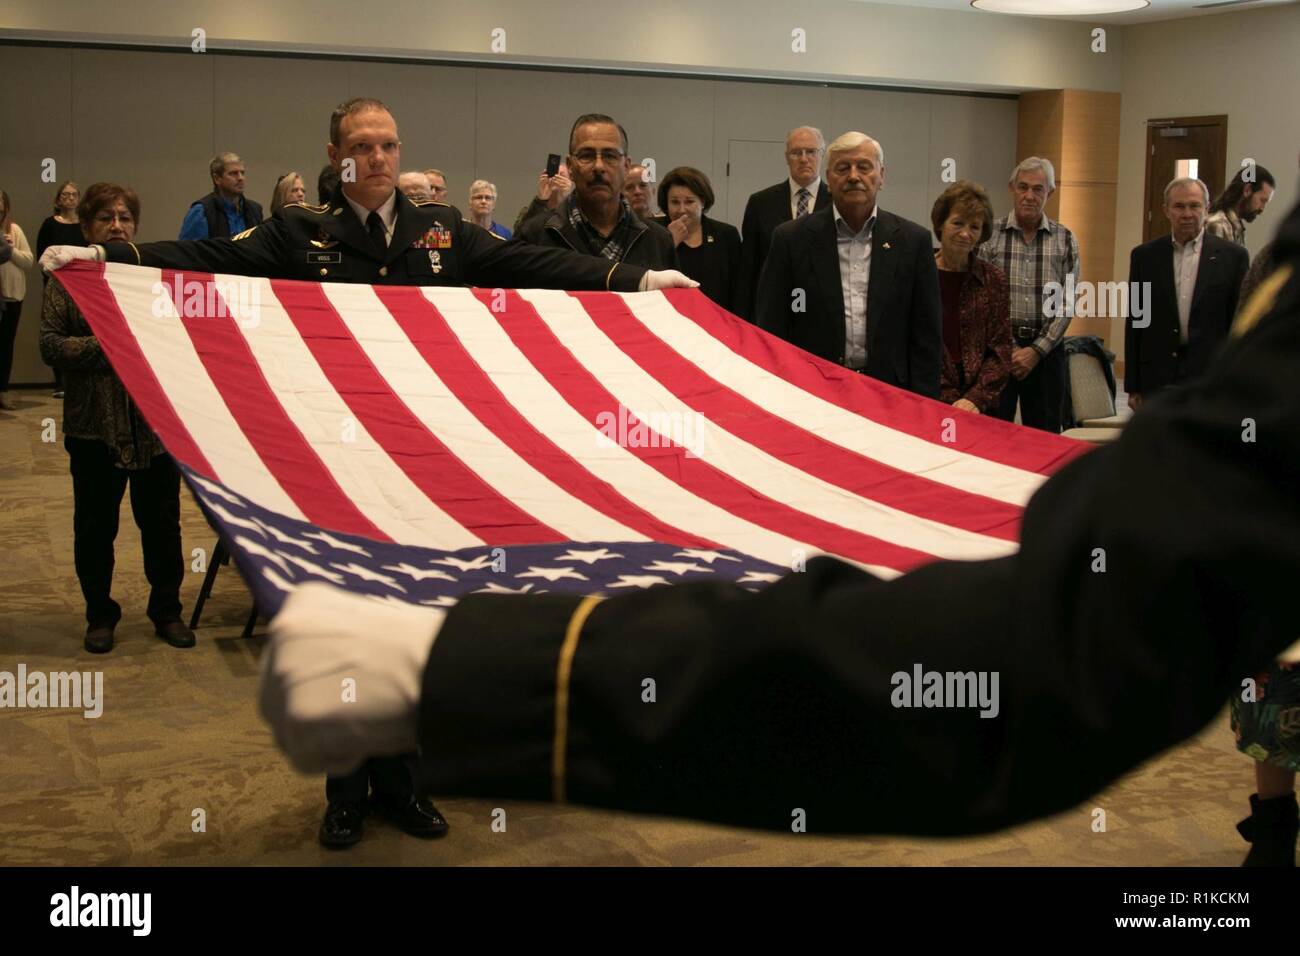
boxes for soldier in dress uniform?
[40,96,695,851]
[260,199,1300,858]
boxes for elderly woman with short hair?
[654,166,742,314]
[466,179,512,239]
[39,182,193,654]
[930,181,1011,413]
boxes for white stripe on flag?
[319,282,647,543]
[622,289,1048,507]
[241,277,480,548]
[422,287,898,577]
[103,265,304,519]
[522,289,1015,563]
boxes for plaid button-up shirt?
[977,213,1079,357]
[1205,208,1246,246]
[568,197,634,262]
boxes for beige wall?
[0,44,1017,384]
[1,0,1123,93]
[1111,3,1300,353]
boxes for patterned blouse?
[937,255,1012,413]
[39,278,166,470]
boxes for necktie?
[366,210,388,255]
[796,188,811,218]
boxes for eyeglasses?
[787,148,822,159]
[572,149,626,169]
[93,211,135,225]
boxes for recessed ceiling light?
[971,0,1150,14]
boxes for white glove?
[639,269,700,291]
[40,244,102,273]
[259,581,446,775]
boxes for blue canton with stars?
[181,465,790,618]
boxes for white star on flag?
[330,562,406,591]
[383,562,459,582]
[306,531,372,557]
[235,535,291,574]
[432,554,498,572]
[517,566,591,582]
[208,502,267,538]
[556,547,625,564]
[281,552,347,584]
[608,574,671,589]
[642,560,712,576]
[673,549,741,564]
[474,581,540,594]
[737,570,783,584]
[254,518,320,553]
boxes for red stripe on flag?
[162,271,389,541]
[373,286,719,550]
[52,264,216,477]
[495,291,939,571]
[578,293,1024,541]
[655,289,1089,475]
[271,280,557,545]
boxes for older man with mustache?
[755,131,942,398]
[515,113,676,270]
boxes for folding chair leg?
[242,604,260,640]
[189,537,230,630]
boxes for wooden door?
[1143,115,1227,241]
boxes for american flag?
[55,262,1086,616]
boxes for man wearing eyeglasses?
[514,113,676,271]
[735,127,833,321]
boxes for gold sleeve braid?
[552,595,604,803]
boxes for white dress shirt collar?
[344,188,399,241]
[832,202,878,236]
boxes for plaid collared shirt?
[567,197,634,262]
[977,213,1079,356]
[1205,208,1246,246]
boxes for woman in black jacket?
[654,167,742,315]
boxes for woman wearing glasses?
[39,182,194,655]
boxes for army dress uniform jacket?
[100,189,649,292]
[412,201,1300,836]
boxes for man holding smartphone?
[515,114,676,271]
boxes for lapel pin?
[882,241,891,250]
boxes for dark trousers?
[327,755,419,805]
[993,341,1067,433]
[66,436,184,627]
[0,299,21,392]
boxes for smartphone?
[545,153,561,177]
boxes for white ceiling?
[853,0,1297,24]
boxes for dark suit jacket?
[652,214,743,314]
[414,202,1300,837]
[1124,231,1249,394]
[735,179,831,320]
[939,255,1012,412]
[102,188,648,292]
[754,206,942,399]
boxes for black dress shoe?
[371,794,449,838]
[319,801,365,848]
[84,624,115,654]
[154,619,196,648]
